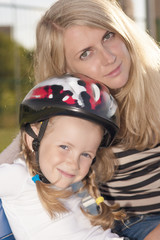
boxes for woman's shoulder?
[0,133,21,164]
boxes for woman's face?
[64,25,131,89]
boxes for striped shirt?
[100,144,160,216]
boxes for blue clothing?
[0,199,15,240]
[113,213,160,240]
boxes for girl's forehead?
[45,116,104,146]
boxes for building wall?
[0,26,12,38]
[118,0,134,20]
[119,0,160,42]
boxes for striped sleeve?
[100,145,160,215]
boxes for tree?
[0,32,34,127]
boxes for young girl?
[0,74,125,239]
[1,0,160,239]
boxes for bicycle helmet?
[20,74,120,182]
[20,74,119,148]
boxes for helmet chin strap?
[25,119,50,183]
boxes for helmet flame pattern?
[20,74,120,147]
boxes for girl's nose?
[66,154,80,170]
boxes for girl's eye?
[80,50,91,60]
[103,31,115,41]
[59,145,68,150]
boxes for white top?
[0,159,123,240]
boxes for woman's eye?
[59,145,68,150]
[103,32,115,41]
[80,50,90,60]
[82,152,92,159]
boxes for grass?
[0,128,19,153]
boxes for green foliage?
[0,128,18,152]
[0,33,14,78]
[0,32,35,128]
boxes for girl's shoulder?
[0,158,28,177]
[0,158,29,197]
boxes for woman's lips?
[57,168,75,178]
[105,63,122,77]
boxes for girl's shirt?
[0,158,123,240]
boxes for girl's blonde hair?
[34,0,160,151]
[21,118,125,230]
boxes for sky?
[0,0,146,50]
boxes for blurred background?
[0,0,160,152]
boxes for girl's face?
[38,116,103,189]
[64,25,131,89]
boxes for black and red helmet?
[20,74,120,147]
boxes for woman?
[1,0,160,239]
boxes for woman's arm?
[0,133,21,164]
[144,224,160,240]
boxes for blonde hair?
[21,118,125,230]
[34,0,160,150]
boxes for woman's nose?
[99,46,116,65]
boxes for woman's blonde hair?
[21,118,125,230]
[34,0,160,151]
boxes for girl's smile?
[57,168,76,178]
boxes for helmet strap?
[25,119,50,183]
